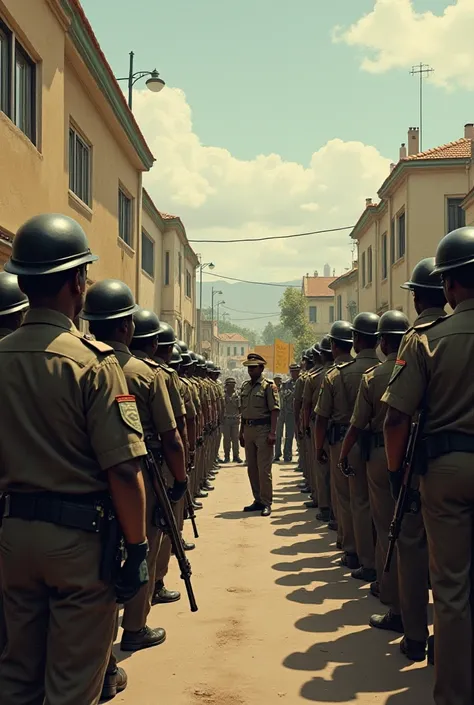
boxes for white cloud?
[334,0,474,90]
[134,86,390,281]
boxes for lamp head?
[146,70,165,93]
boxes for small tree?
[261,321,292,346]
[279,288,314,359]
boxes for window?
[447,198,465,232]
[337,295,342,320]
[329,305,335,323]
[309,306,317,323]
[69,126,91,205]
[397,212,406,259]
[141,230,154,277]
[390,219,395,264]
[185,270,192,298]
[118,188,133,246]
[381,232,388,280]
[0,22,36,144]
[178,252,182,285]
[227,346,231,356]
[241,347,244,356]
[233,346,237,355]
[164,251,170,286]
[177,320,182,339]
[361,251,366,287]
[367,246,373,284]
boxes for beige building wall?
[305,297,335,337]
[139,208,164,313]
[331,269,358,323]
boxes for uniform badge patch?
[388,359,406,385]
[116,395,143,434]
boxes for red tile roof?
[159,211,179,220]
[403,137,471,161]
[218,333,249,343]
[303,276,336,298]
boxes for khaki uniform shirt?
[151,354,186,419]
[294,372,308,405]
[351,352,397,432]
[224,391,241,419]
[304,363,333,410]
[382,299,474,436]
[316,350,379,423]
[240,375,280,421]
[107,341,176,436]
[180,376,197,419]
[0,309,146,494]
[187,376,201,416]
[0,327,14,341]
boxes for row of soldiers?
[290,227,474,705]
[0,214,226,704]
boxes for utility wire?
[189,225,354,244]
[203,271,300,287]
[224,314,281,322]
[222,305,280,315]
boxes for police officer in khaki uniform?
[239,353,280,516]
[0,214,149,705]
[303,337,334,522]
[295,350,315,492]
[340,311,409,631]
[82,281,188,657]
[383,230,474,705]
[222,377,242,463]
[303,345,324,509]
[0,272,29,657]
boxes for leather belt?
[243,418,271,427]
[3,492,108,533]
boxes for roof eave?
[378,157,471,199]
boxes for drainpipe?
[135,173,143,304]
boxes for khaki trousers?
[155,464,184,584]
[244,424,273,507]
[348,444,375,570]
[330,442,355,554]
[397,476,429,642]
[421,455,474,705]
[223,419,240,459]
[305,433,318,504]
[0,519,116,705]
[311,422,330,510]
[367,446,399,606]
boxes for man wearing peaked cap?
[222,377,242,463]
[382,226,474,703]
[239,353,280,516]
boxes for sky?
[81,0,474,285]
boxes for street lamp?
[211,287,223,360]
[197,260,215,352]
[215,301,225,365]
[116,51,165,109]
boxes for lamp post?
[216,300,225,365]
[197,260,215,353]
[116,51,165,109]
[211,287,223,360]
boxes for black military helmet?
[302,348,314,361]
[176,339,188,353]
[132,309,161,338]
[377,310,410,336]
[81,279,139,321]
[312,341,321,356]
[181,352,193,367]
[195,353,207,368]
[320,335,332,353]
[5,214,98,276]
[401,257,443,290]
[190,351,198,362]
[206,360,215,371]
[156,321,176,346]
[169,344,183,366]
[0,272,29,317]
[433,226,474,274]
[328,320,353,344]
[352,312,380,336]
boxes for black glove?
[168,477,188,503]
[115,541,149,604]
[338,457,355,478]
[388,469,403,501]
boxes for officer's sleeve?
[294,378,304,403]
[168,371,186,418]
[303,377,314,404]
[381,333,427,415]
[266,383,280,411]
[151,371,178,434]
[182,382,197,419]
[315,374,333,418]
[85,356,146,470]
[351,375,372,430]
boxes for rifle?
[185,487,199,539]
[384,412,424,574]
[143,447,198,612]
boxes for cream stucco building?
[351,126,473,323]
[329,266,358,323]
[302,274,336,337]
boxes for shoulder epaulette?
[336,360,356,370]
[73,331,113,355]
[364,364,379,375]
[156,360,173,373]
[139,356,160,368]
[413,315,447,332]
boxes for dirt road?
[115,462,434,705]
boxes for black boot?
[400,636,427,662]
[120,625,166,652]
[369,610,404,634]
[152,580,181,605]
[101,667,128,701]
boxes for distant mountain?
[198,279,301,333]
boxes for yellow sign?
[273,339,289,374]
[252,345,274,372]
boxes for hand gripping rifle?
[143,444,198,612]
[384,411,424,574]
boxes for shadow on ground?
[273,467,434,704]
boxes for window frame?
[69,124,92,207]
[164,251,170,286]
[118,187,133,248]
[227,346,231,356]
[390,219,395,265]
[185,269,192,299]
[0,21,12,116]
[367,245,373,284]
[309,305,317,323]
[337,295,342,320]
[14,41,36,144]
[361,251,366,287]
[381,231,388,280]
[447,197,466,233]
[329,305,335,323]
[397,211,406,259]
[141,229,155,278]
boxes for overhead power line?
[189,225,354,244]
[225,314,281,321]
[222,305,281,315]
[203,271,300,287]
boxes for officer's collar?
[104,340,131,355]
[250,374,264,385]
[415,307,446,324]
[453,299,474,315]
[23,308,76,332]
[356,348,379,359]
[334,353,353,364]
